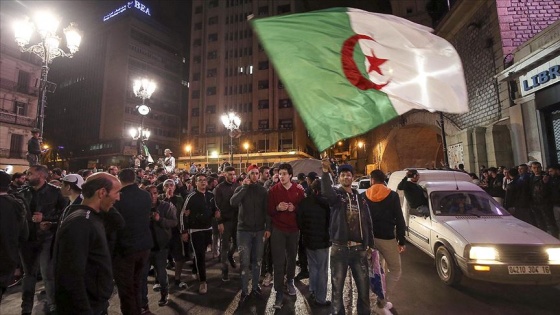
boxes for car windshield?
[359,180,371,190]
[430,191,510,216]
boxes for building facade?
[0,21,42,173]
[44,1,184,171]
[182,0,320,172]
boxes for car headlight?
[547,248,560,261]
[469,246,497,260]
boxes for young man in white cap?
[163,149,175,174]
[60,174,84,206]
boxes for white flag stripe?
[348,8,468,114]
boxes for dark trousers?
[271,229,299,294]
[190,230,212,282]
[113,249,150,315]
[298,233,308,272]
[261,237,273,275]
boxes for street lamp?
[243,142,249,165]
[132,78,156,156]
[185,144,192,164]
[14,12,82,137]
[357,140,366,175]
[221,112,241,165]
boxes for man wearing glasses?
[230,165,270,306]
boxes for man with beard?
[17,165,66,315]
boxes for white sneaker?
[152,283,161,291]
[199,282,207,294]
[262,273,272,286]
[178,282,189,289]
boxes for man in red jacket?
[267,163,305,309]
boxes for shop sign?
[519,55,560,97]
[103,0,151,22]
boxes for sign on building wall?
[519,55,560,97]
[448,143,464,169]
[103,0,151,21]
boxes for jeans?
[271,229,299,295]
[307,247,329,303]
[113,249,150,315]
[330,244,370,315]
[141,249,169,306]
[374,238,402,301]
[237,230,265,294]
[20,236,55,312]
[220,220,237,270]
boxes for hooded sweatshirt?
[364,184,406,246]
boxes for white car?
[352,177,371,194]
[387,170,560,286]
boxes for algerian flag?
[250,7,468,152]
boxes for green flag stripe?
[251,8,398,152]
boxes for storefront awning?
[496,40,560,82]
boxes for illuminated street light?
[243,141,249,165]
[185,144,192,163]
[221,112,241,165]
[131,78,156,156]
[14,12,82,137]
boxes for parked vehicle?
[387,170,560,286]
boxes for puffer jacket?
[150,200,177,251]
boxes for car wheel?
[435,246,462,285]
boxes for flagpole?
[439,112,449,168]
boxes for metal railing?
[0,111,35,127]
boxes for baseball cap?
[61,174,84,190]
[338,164,354,175]
[163,179,175,186]
[247,164,259,173]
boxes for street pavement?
[3,245,560,315]
[0,249,377,315]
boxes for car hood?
[441,217,560,245]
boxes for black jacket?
[182,189,217,230]
[214,180,240,223]
[113,184,153,256]
[54,205,113,314]
[27,137,41,155]
[18,183,67,241]
[363,186,407,246]
[0,194,29,275]
[296,194,331,250]
[230,183,270,232]
[397,177,428,209]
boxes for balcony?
[0,79,39,96]
[0,148,26,159]
[0,110,35,127]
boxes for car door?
[407,205,433,254]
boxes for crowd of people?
[458,162,560,238]
[1,153,407,315]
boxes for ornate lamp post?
[131,78,156,156]
[221,112,241,165]
[14,12,82,137]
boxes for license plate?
[508,265,551,275]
